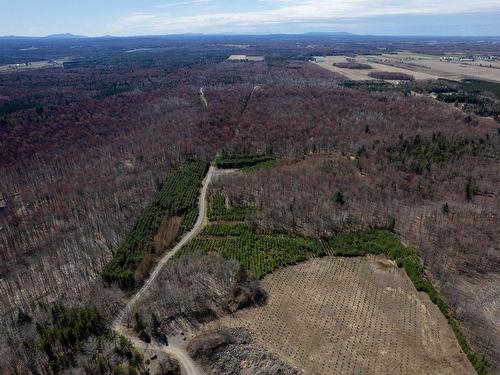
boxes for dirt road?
[113,166,215,375]
[199,87,208,107]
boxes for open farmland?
[214,256,475,375]
[314,55,440,81]
[366,52,500,83]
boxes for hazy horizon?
[1,1,500,37]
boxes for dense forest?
[0,37,499,373]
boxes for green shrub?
[36,305,107,371]
[179,223,325,279]
[208,193,252,222]
[333,190,345,205]
[383,133,491,174]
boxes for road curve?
[113,165,215,375]
[199,87,208,107]
[121,334,201,375]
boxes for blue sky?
[1,0,500,36]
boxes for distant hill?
[0,33,88,40]
[46,33,88,39]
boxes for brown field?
[315,53,500,83]
[212,256,474,375]
[314,55,440,81]
[369,52,500,83]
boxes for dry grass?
[154,216,181,253]
[212,256,475,375]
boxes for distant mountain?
[45,33,88,39]
[304,32,354,36]
[0,33,88,40]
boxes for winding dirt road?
[113,166,215,375]
[199,87,208,107]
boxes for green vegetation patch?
[241,158,280,172]
[201,222,252,237]
[436,92,500,118]
[383,133,494,174]
[178,223,325,279]
[34,304,144,373]
[180,206,199,232]
[341,80,403,92]
[208,193,253,222]
[408,78,500,120]
[407,79,460,94]
[462,79,500,99]
[36,305,107,371]
[0,99,38,116]
[215,152,275,169]
[102,160,208,288]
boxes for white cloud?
[152,0,213,8]
[107,0,500,35]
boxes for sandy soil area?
[214,256,475,375]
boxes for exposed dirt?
[212,256,475,375]
[188,328,300,375]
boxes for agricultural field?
[313,55,440,81]
[213,256,475,375]
[314,53,500,84]
[367,52,500,83]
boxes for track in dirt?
[113,166,215,375]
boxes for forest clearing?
[210,256,475,375]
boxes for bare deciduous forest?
[0,35,499,374]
